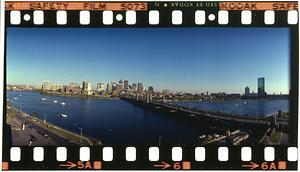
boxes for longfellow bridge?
[122,97,289,128]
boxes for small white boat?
[53,100,58,103]
[41,98,47,101]
[19,94,22,96]
[61,102,66,106]
[59,114,68,118]
[13,97,18,100]
[199,135,206,139]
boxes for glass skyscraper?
[257,77,265,97]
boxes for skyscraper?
[82,81,92,95]
[148,86,154,92]
[112,82,117,91]
[132,83,137,91]
[116,84,123,91]
[124,80,129,90]
[245,86,250,96]
[107,83,112,92]
[97,83,105,91]
[116,80,123,90]
[258,77,266,97]
[137,82,143,91]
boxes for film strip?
[4,1,299,27]
[2,0,299,170]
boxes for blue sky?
[7,28,290,94]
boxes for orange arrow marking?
[242,162,259,170]
[153,161,171,169]
[59,161,77,169]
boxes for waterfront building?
[64,85,81,94]
[124,80,129,90]
[227,93,241,99]
[146,93,152,103]
[245,86,250,96]
[82,81,92,95]
[138,82,143,92]
[258,77,266,97]
[132,83,137,91]
[116,84,123,91]
[148,86,154,92]
[97,83,105,91]
[63,82,81,94]
[107,83,113,92]
[119,80,124,90]
[162,89,170,95]
[112,82,117,91]
[69,82,79,88]
[51,84,63,91]
[42,80,52,91]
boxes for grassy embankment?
[44,123,92,145]
[6,105,17,123]
[7,103,94,145]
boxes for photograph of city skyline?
[6,28,290,146]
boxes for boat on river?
[53,100,58,103]
[59,114,68,118]
[61,102,66,106]
[41,98,47,101]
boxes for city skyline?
[7,28,290,94]
[8,76,289,95]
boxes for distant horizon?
[7,28,290,94]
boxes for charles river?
[7,91,289,145]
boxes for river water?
[173,99,288,116]
[6,91,289,145]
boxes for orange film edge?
[219,2,298,11]
[2,162,9,170]
[5,1,148,11]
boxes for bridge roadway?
[124,98,288,127]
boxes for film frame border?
[2,0,299,170]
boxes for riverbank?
[6,103,97,146]
[39,90,120,100]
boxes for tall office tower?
[107,83,113,92]
[97,83,105,91]
[148,86,154,92]
[257,77,266,97]
[137,82,143,91]
[124,80,129,90]
[132,83,137,91]
[245,86,250,96]
[82,81,92,95]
